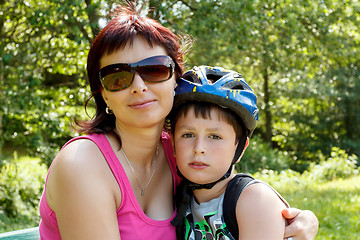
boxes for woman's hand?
[282,208,319,240]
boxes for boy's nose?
[193,139,206,155]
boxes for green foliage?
[155,0,360,172]
[253,147,359,187]
[1,0,360,171]
[270,63,360,169]
[1,84,90,164]
[253,158,360,240]
[235,135,290,173]
[0,0,97,163]
[252,168,303,192]
[306,147,359,182]
[0,157,47,220]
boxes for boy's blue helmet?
[173,66,259,190]
[174,65,259,136]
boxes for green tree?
[156,0,360,168]
[0,0,103,163]
[1,0,359,170]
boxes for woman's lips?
[129,100,155,109]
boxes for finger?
[284,221,297,239]
[282,208,301,220]
[284,210,319,240]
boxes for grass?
[269,175,360,240]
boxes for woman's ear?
[235,137,249,163]
[101,89,109,105]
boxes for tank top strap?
[63,134,122,173]
[62,133,179,201]
[64,133,129,194]
[161,131,180,188]
[61,134,122,174]
[64,132,179,197]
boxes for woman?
[38,4,318,240]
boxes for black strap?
[171,180,193,239]
[223,173,254,240]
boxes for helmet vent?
[207,74,223,83]
[233,85,245,90]
[224,81,246,90]
[183,74,201,83]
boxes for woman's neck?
[114,121,164,166]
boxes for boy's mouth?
[189,161,209,169]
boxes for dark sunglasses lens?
[137,64,171,82]
[100,56,174,91]
[102,71,133,91]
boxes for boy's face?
[174,107,238,185]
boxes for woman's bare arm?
[46,139,121,240]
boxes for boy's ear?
[235,137,250,163]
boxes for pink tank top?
[39,132,178,240]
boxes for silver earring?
[106,106,113,114]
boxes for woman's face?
[100,36,176,130]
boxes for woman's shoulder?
[62,135,102,154]
[53,135,109,178]
[44,135,122,238]
[46,135,114,205]
[61,134,106,150]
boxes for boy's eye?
[209,134,222,140]
[182,133,194,138]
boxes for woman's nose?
[130,72,148,94]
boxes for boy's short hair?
[170,101,246,144]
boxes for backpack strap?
[171,180,193,240]
[223,173,255,239]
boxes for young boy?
[170,66,291,240]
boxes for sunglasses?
[99,55,175,91]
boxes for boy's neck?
[192,173,236,204]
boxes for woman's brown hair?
[76,3,188,143]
